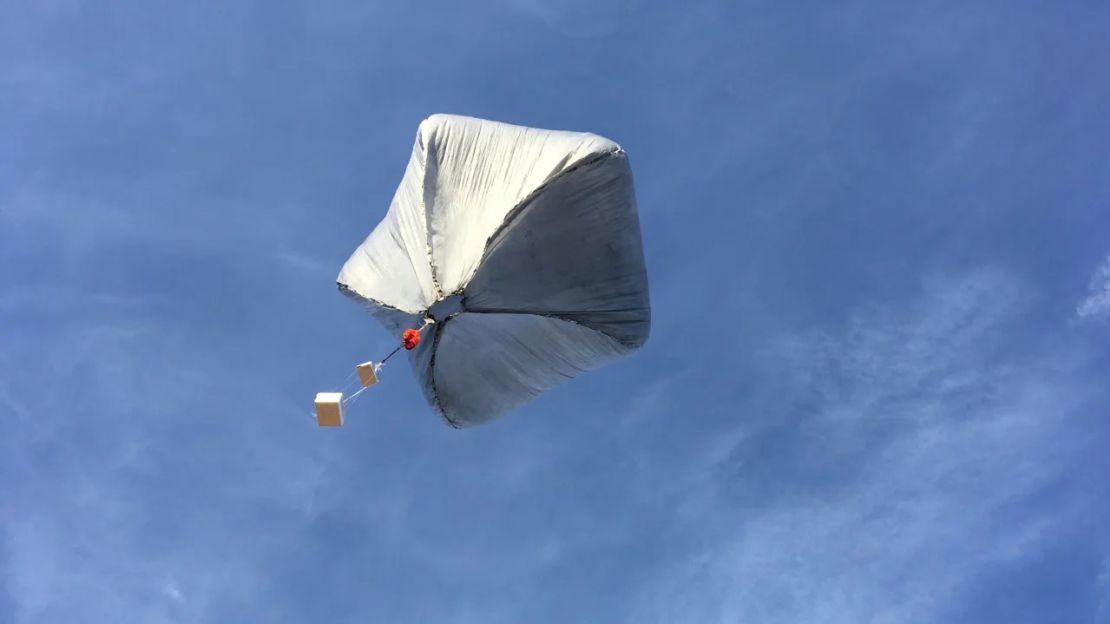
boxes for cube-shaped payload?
[356,362,379,387]
[314,392,344,427]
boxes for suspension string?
[378,344,403,367]
[342,384,371,406]
[310,318,435,423]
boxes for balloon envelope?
[338,114,651,427]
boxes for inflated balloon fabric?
[338,114,650,427]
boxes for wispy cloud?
[497,0,645,38]
[1077,255,1110,320]
[630,269,1107,624]
[0,314,341,624]
[1098,556,1110,623]
[277,250,335,277]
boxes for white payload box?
[314,392,344,427]
[356,362,379,387]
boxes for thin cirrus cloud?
[1077,255,1110,321]
[631,269,1109,624]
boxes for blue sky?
[3,1,1110,622]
